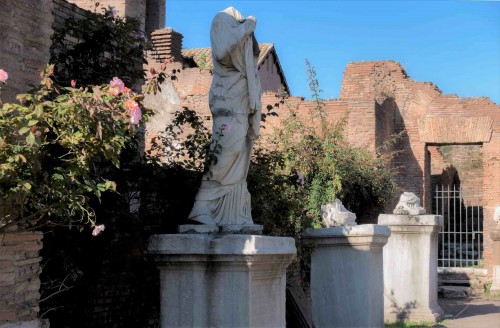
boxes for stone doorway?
[434,184,484,268]
[427,144,484,268]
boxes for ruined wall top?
[66,0,165,33]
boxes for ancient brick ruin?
[0,0,499,326]
[146,44,499,274]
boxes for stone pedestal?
[378,214,445,323]
[490,230,500,292]
[302,224,391,328]
[148,234,296,328]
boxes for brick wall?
[429,144,483,198]
[0,2,52,322]
[64,0,165,35]
[66,0,147,30]
[150,57,500,273]
[0,0,54,103]
[53,0,88,31]
[0,233,43,325]
[341,61,499,273]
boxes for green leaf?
[34,105,43,116]
[28,120,38,126]
[18,127,30,135]
[26,132,35,145]
[52,173,63,181]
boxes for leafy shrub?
[249,61,398,238]
[50,4,148,87]
[0,66,149,232]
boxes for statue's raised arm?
[187,7,262,227]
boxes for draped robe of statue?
[188,7,262,225]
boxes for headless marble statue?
[188,7,261,226]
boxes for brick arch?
[419,116,493,144]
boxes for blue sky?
[166,1,500,103]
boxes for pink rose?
[0,69,8,83]
[71,80,76,87]
[110,77,124,90]
[125,99,139,111]
[130,107,141,125]
[92,224,105,236]
[125,99,141,124]
[109,87,120,96]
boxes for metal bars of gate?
[434,185,484,268]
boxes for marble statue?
[188,7,261,226]
[494,205,500,226]
[321,199,357,227]
[393,192,426,215]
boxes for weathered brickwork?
[53,0,88,31]
[0,0,54,103]
[0,233,43,324]
[0,2,53,322]
[337,61,499,273]
[65,0,165,33]
[151,57,499,273]
[429,144,483,198]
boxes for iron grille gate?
[434,185,484,268]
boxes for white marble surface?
[491,265,500,292]
[303,224,390,328]
[188,7,262,226]
[148,233,296,328]
[379,214,445,322]
[379,214,443,226]
[393,192,426,215]
[320,198,357,227]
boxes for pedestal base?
[148,234,296,328]
[490,230,500,292]
[491,266,500,292]
[178,224,263,235]
[383,305,444,323]
[379,214,445,323]
[302,224,391,328]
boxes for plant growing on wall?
[50,4,148,87]
[248,61,398,237]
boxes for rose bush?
[0,66,149,232]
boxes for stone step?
[439,285,472,299]
[439,279,471,285]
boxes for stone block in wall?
[0,0,54,103]
[0,232,43,325]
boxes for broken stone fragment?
[321,198,357,227]
[393,192,426,215]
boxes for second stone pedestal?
[148,233,296,328]
[378,214,445,323]
[490,230,500,292]
[302,224,391,328]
